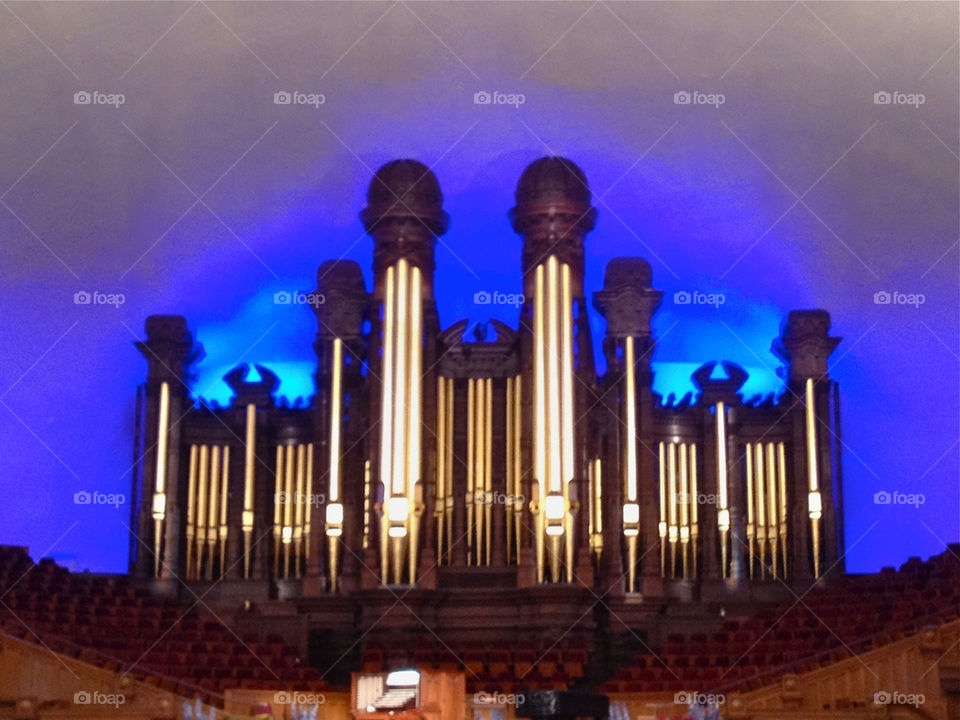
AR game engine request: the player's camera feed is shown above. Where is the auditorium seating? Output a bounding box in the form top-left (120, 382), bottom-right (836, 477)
top-left (602, 547), bottom-right (960, 695)
top-left (0, 546), bottom-right (327, 705)
top-left (3, 543), bottom-right (957, 709)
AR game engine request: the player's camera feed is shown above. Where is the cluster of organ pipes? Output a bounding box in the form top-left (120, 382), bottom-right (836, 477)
top-left (744, 442), bottom-right (789, 579)
top-left (533, 255), bottom-right (576, 584)
top-left (184, 443), bottom-right (231, 581)
top-left (273, 442), bottom-right (314, 580)
top-left (378, 259), bottom-right (424, 585)
top-left (657, 442), bottom-right (700, 580)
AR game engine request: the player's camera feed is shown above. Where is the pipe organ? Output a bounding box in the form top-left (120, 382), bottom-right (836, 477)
top-left (133, 158), bottom-right (844, 600)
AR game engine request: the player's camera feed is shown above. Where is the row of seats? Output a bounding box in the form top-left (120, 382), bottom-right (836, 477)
top-left (603, 547), bottom-right (960, 694)
top-left (0, 546), bottom-right (327, 703)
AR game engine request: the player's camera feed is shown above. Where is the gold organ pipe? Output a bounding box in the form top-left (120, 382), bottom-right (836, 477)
top-left (690, 444), bottom-right (698, 578)
top-left (804, 379), bottom-right (819, 493)
top-left (534, 264), bottom-right (545, 514)
top-left (392, 259), bottom-right (408, 499)
top-left (154, 382), bottom-right (170, 495)
top-left (546, 256), bottom-right (561, 495)
top-left (805, 378), bottom-right (821, 580)
top-left (379, 265), bottom-right (395, 539)
top-left (777, 442), bottom-right (788, 577)
top-left (715, 403), bottom-right (729, 579)
top-left (624, 337), bottom-right (638, 502)
top-left (295, 444), bottom-right (306, 577)
top-left (512, 375), bottom-right (522, 565)
top-left (594, 458), bottom-right (603, 535)
top-left (243, 404), bottom-right (255, 578)
top-left (305, 442), bottom-right (314, 560)
top-left (207, 445), bottom-right (220, 581)
top-left (273, 444), bottom-right (282, 576)
top-left (467, 378), bottom-right (475, 565)
top-left (363, 460), bottom-right (371, 551)
top-left (679, 443), bottom-right (690, 578)
top-left (667, 442), bottom-right (678, 577)
top-left (153, 382), bottom-right (170, 577)
top-left (746, 443), bottom-right (755, 579)
top-left (754, 442), bottom-right (766, 578)
top-left (283, 443), bottom-right (295, 578)
top-left (407, 265), bottom-right (422, 581)
top-left (658, 441), bottom-right (667, 578)
top-left (445, 378), bottom-right (454, 560)
top-left (765, 443), bottom-right (778, 578)
top-left (185, 444), bottom-right (198, 580)
top-left (196, 444), bottom-right (209, 577)
top-left (475, 377), bottom-right (484, 565)
top-left (485, 379), bottom-right (493, 567)
top-left (506, 376), bottom-right (514, 564)
top-left (437, 375), bottom-right (446, 563)
top-left (561, 262), bottom-right (574, 487)
top-left (329, 339), bottom-right (343, 503)
top-left (219, 445), bottom-right (229, 577)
